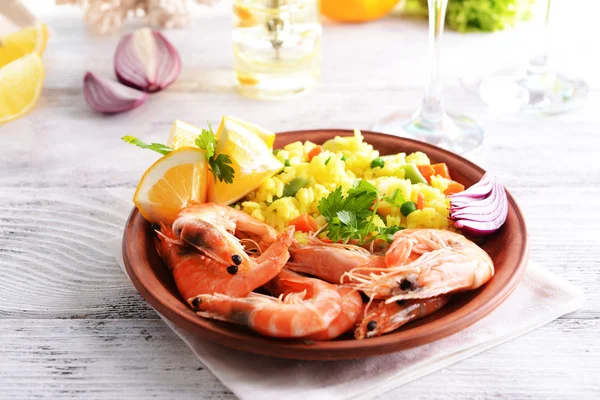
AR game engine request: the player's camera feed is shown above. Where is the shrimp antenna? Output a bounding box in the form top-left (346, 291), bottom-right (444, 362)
top-left (311, 224), bottom-right (327, 239)
top-left (155, 230), bottom-right (185, 246)
top-left (239, 238), bottom-right (263, 255)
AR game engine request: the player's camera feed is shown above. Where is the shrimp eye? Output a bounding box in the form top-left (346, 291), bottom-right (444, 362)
top-left (399, 279), bottom-right (414, 291)
top-left (366, 321), bottom-right (377, 331)
top-left (396, 299), bottom-right (407, 306)
top-left (191, 297), bottom-right (202, 308)
top-left (359, 291), bottom-right (370, 303)
top-left (150, 223), bottom-right (160, 232)
top-left (227, 265), bottom-right (239, 275)
top-left (231, 254), bottom-right (243, 265)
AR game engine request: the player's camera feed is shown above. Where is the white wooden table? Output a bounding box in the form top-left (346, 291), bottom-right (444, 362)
top-left (2, 1), bottom-right (599, 398)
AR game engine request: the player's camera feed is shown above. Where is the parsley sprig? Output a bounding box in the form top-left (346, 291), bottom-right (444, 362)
top-left (121, 121), bottom-right (235, 184)
top-left (317, 181), bottom-right (403, 245)
top-left (121, 136), bottom-right (172, 155)
top-left (195, 123), bottom-right (235, 184)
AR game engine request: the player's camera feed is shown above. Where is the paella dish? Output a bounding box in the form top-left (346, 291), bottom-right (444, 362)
top-left (123, 116), bottom-right (508, 340)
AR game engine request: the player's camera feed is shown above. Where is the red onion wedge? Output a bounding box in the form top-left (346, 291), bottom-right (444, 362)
top-left (84, 72), bottom-right (149, 114)
top-left (449, 173), bottom-right (508, 237)
top-left (114, 28), bottom-right (181, 93)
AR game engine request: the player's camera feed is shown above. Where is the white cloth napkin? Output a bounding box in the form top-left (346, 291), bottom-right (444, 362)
top-left (104, 190), bottom-right (583, 400)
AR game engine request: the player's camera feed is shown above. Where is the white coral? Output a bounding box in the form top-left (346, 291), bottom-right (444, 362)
top-left (56, 0), bottom-right (220, 34)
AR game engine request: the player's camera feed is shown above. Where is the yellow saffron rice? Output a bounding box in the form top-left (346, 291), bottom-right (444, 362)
top-left (238, 130), bottom-right (451, 233)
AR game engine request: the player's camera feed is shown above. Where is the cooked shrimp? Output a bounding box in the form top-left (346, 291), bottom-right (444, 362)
top-left (173, 203), bottom-right (279, 268)
top-left (190, 269), bottom-right (342, 338)
top-left (304, 287), bottom-right (363, 340)
top-left (344, 229), bottom-right (494, 302)
top-left (355, 296), bottom-right (451, 339)
top-left (155, 225), bottom-right (294, 300)
top-left (287, 237), bottom-right (385, 284)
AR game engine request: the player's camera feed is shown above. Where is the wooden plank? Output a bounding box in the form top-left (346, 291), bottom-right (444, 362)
top-left (0, 318), bottom-right (598, 399)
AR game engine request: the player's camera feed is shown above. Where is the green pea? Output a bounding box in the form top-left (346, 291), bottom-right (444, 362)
top-left (282, 177), bottom-right (310, 198)
top-left (370, 157), bottom-right (385, 169)
top-left (400, 201), bottom-right (417, 217)
top-left (284, 159), bottom-right (291, 167)
top-left (273, 149), bottom-right (281, 155)
top-left (341, 155), bottom-right (348, 162)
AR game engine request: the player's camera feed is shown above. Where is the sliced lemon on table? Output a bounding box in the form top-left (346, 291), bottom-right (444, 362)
top-left (166, 120), bottom-right (203, 149)
top-left (0, 23), bottom-right (49, 68)
top-left (133, 147), bottom-right (209, 224)
top-left (208, 117), bottom-right (283, 205)
top-left (0, 53), bottom-right (45, 125)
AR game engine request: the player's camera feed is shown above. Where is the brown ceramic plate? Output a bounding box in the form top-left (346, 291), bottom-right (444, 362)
top-left (123, 129), bottom-right (529, 360)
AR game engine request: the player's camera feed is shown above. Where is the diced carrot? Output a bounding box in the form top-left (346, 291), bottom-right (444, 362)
top-left (289, 213), bottom-right (318, 233)
top-left (432, 163), bottom-right (451, 180)
top-left (307, 146), bottom-right (323, 161)
top-left (417, 192), bottom-right (425, 210)
top-left (444, 181), bottom-right (465, 196)
top-left (417, 165), bottom-right (436, 183)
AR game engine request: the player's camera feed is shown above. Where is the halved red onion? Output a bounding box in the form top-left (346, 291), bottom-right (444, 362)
top-left (114, 28), bottom-right (181, 93)
top-left (449, 173), bottom-right (508, 237)
top-left (84, 72), bottom-right (149, 114)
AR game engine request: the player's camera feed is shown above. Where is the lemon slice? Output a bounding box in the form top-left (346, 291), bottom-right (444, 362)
top-left (0, 53), bottom-right (44, 125)
top-left (0, 23), bottom-right (48, 68)
top-left (208, 117), bottom-right (283, 205)
top-left (133, 147), bottom-right (209, 224)
top-left (166, 120), bottom-right (202, 150)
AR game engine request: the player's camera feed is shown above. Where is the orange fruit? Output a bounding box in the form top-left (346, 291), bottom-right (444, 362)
top-left (321, 0), bottom-right (401, 23)
top-left (133, 147), bottom-right (209, 224)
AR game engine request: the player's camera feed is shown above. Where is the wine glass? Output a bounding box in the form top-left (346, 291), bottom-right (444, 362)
top-left (373, 0), bottom-right (484, 156)
top-left (478, 0), bottom-right (589, 114)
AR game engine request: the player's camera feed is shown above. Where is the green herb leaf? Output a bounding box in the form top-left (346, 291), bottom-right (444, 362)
top-left (345, 180), bottom-right (379, 219)
top-left (318, 180), bottom-right (406, 245)
top-left (317, 186), bottom-right (345, 221)
top-left (377, 226), bottom-right (404, 243)
top-left (193, 121), bottom-right (236, 184)
top-left (336, 210), bottom-right (357, 228)
top-left (195, 122), bottom-right (217, 159)
top-left (209, 154), bottom-right (235, 184)
top-left (121, 136), bottom-right (172, 155)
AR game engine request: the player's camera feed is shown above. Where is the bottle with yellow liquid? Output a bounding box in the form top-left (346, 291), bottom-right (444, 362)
top-left (233, 0), bottom-right (321, 100)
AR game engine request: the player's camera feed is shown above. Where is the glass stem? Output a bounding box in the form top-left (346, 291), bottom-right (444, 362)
top-left (420, 0), bottom-right (448, 123)
top-left (527, 0), bottom-right (551, 74)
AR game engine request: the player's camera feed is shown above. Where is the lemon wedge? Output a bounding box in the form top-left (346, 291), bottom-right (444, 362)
top-left (166, 120), bottom-right (202, 150)
top-left (222, 116), bottom-right (275, 148)
top-left (166, 117), bottom-right (275, 150)
top-left (0, 23), bottom-right (48, 68)
top-left (208, 117), bottom-right (283, 205)
top-left (0, 53), bottom-right (44, 125)
top-left (133, 147), bottom-right (209, 224)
